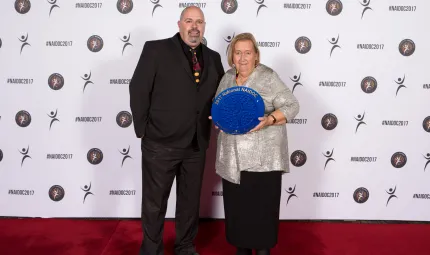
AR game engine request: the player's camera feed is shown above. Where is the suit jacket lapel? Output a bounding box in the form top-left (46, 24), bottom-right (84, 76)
top-left (199, 44), bottom-right (210, 86)
top-left (170, 35), bottom-right (194, 82)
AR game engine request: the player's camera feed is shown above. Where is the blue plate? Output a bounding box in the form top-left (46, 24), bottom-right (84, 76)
top-left (211, 87), bottom-right (265, 135)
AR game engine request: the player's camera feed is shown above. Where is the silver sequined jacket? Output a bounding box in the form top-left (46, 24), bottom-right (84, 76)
top-left (214, 64), bottom-right (300, 184)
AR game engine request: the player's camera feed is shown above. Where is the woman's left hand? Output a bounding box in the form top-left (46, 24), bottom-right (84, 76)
top-left (248, 116), bottom-right (272, 133)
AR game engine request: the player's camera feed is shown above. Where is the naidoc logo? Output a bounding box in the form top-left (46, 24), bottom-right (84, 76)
top-left (290, 73), bottom-right (302, 94)
top-left (179, 2), bottom-right (207, 8)
top-left (326, 0), bottom-right (342, 16)
top-left (391, 152), bottom-right (407, 168)
top-left (87, 148), bottom-right (103, 165)
top-left (328, 34), bottom-right (341, 57)
top-left (285, 185), bottom-right (298, 206)
top-left (257, 41), bottom-right (280, 48)
top-left (15, 0), bottom-right (31, 14)
top-left (19, 146), bottom-right (32, 167)
top-left (8, 189), bottom-right (34, 196)
top-left (295, 36), bottom-right (311, 54)
top-left (49, 185), bottom-right (65, 202)
top-left (255, 0), bottom-right (267, 17)
top-left (109, 189), bottom-right (136, 195)
top-left (150, 0), bottom-right (163, 17)
top-left (398, 39), bottom-right (415, 57)
top-left (47, 0), bottom-right (60, 17)
top-left (386, 186), bottom-right (397, 206)
top-left (354, 112), bottom-right (366, 133)
top-left (117, 0), bottom-right (133, 14)
top-left (224, 33), bottom-right (235, 55)
top-left (120, 33), bottom-right (133, 56)
top-left (47, 109), bottom-right (60, 130)
top-left (423, 153), bottom-right (430, 171)
top-left (221, 0), bottom-right (238, 14)
top-left (202, 37), bottom-right (207, 46)
top-left (284, 3), bottom-right (311, 10)
top-left (119, 146), bottom-right (132, 167)
top-left (353, 187), bottom-right (369, 204)
top-left (0, 149), bottom-right (3, 162)
top-left (116, 111), bottom-right (133, 128)
top-left (81, 71), bottom-right (94, 93)
top-left (48, 73), bottom-right (64, 90)
top-left (15, 110), bottom-right (31, 127)
top-left (87, 35), bottom-right (103, 53)
top-left (290, 150), bottom-right (307, 167)
top-left (81, 182), bottom-right (94, 204)
top-left (394, 74), bottom-right (406, 97)
top-left (359, 0), bottom-right (373, 19)
top-left (6, 77), bottom-right (33, 84)
top-left (382, 119), bottom-right (408, 127)
top-left (389, 5), bottom-right (417, 12)
top-left (75, 1), bottom-right (103, 8)
top-left (323, 149), bottom-right (335, 170)
top-left (313, 192), bottom-right (339, 198)
top-left (361, 76), bottom-right (377, 94)
top-left (321, 113), bottom-right (338, 130)
top-left (18, 34), bottom-right (31, 55)
top-left (423, 116), bottom-right (430, 133)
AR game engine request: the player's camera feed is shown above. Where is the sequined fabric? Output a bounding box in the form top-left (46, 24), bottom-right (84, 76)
top-left (214, 64), bottom-right (300, 184)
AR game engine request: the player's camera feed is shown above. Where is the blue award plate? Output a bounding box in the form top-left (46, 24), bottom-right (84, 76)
top-left (211, 87), bottom-right (265, 135)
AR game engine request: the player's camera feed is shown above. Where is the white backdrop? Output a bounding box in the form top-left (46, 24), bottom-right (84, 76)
top-left (1, 0), bottom-right (430, 221)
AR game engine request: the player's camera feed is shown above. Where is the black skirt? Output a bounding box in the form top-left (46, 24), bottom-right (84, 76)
top-left (222, 171), bottom-right (282, 249)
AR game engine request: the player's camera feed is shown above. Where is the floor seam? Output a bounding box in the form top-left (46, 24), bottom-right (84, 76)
top-left (99, 221), bottom-right (121, 255)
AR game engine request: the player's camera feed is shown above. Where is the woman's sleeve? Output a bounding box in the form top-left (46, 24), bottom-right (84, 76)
top-left (270, 71), bottom-right (300, 122)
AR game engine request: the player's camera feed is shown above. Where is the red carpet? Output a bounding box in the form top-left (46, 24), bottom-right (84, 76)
top-left (0, 219), bottom-right (429, 255)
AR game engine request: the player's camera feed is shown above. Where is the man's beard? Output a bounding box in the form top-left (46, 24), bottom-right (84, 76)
top-left (188, 29), bottom-right (200, 43)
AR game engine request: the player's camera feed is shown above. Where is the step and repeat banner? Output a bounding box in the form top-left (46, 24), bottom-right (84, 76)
top-left (0, 0), bottom-right (429, 221)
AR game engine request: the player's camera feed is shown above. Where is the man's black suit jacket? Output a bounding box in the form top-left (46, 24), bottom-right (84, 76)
top-left (129, 33), bottom-right (225, 150)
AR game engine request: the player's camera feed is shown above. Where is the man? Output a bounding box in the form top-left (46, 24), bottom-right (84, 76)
top-left (129, 6), bottom-right (224, 255)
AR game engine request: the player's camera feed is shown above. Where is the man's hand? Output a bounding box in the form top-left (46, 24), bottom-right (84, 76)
top-left (208, 116), bottom-right (223, 132)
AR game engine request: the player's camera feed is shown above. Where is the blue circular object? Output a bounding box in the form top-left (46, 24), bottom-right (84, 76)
top-left (211, 86), bottom-right (265, 135)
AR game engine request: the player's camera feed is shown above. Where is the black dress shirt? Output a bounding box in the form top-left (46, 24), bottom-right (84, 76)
top-left (177, 33), bottom-right (204, 74)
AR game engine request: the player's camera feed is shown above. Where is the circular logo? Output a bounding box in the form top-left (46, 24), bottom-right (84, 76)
top-left (0, 149), bottom-right (3, 162)
top-left (87, 148), bottom-right (103, 165)
top-left (15, 110), bottom-right (31, 127)
top-left (49, 185), bottom-right (65, 202)
top-left (116, 111), bottom-right (133, 128)
top-left (326, 0), bottom-right (342, 16)
top-left (353, 187), bottom-right (369, 204)
top-left (290, 150), bottom-right (307, 167)
top-left (423, 116), bottom-right (430, 133)
top-left (202, 37), bottom-right (207, 46)
top-left (361, 76), bottom-right (377, 94)
top-left (117, 0), bottom-right (133, 14)
top-left (221, 0), bottom-right (238, 14)
top-left (48, 73), bottom-right (64, 90)
top-left (399, 39), bottom-right (415, 57)
top-left (295, 36), bottom-right (311, 54)
top-left (87, 35), bottom-right (104, 53)
top-left (391, 152), bottom-right (407, 168)
top-left (321, 113), bottom-right (338, 130)
top-left (15, 0), bottom-right (31, 14)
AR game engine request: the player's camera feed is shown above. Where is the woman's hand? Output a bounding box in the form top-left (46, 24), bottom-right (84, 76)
top-left (248, 116), bottom-right (272, 133)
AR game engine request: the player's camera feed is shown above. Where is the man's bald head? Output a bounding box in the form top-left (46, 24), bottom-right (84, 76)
top-left (178, 6), bottom-right (206, 48)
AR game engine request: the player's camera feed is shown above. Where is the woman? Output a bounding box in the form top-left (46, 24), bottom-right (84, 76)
top-left (212, 33), bottom-right (300, 255)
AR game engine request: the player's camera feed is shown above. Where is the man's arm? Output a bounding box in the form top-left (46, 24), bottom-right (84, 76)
top-left (214, 52), bottom-right (225, 85)
top-left (129, 41), bottom-right (157, 138)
